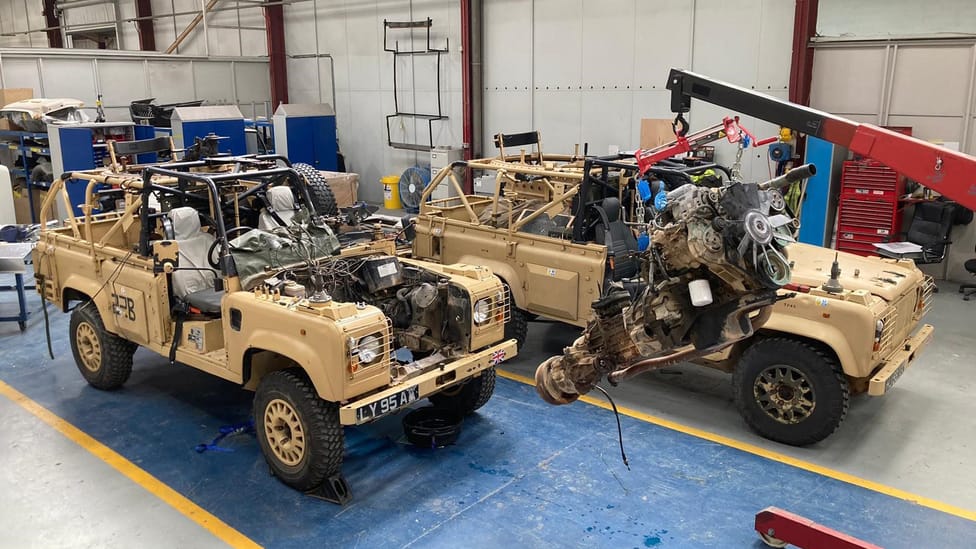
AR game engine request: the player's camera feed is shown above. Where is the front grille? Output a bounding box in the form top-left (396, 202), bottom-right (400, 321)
top-left (879, 303), bottom-right (898, 353)
top-left (880, 291), bottom-right (917, 356)
top-left (475, 287), bottom-right (510, 327)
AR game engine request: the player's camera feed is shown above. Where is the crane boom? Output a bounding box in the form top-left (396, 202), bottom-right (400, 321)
top-left (665, 68), bottom-right (976, 211)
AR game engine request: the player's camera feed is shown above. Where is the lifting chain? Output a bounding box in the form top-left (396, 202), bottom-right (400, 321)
top-left (635, 194), bottom-right (646, 223)
top-left (731, 142), bottom-right (745, 182)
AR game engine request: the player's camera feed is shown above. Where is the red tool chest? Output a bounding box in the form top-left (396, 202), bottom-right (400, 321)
top-left (835, 160), bottom-right (905, 256)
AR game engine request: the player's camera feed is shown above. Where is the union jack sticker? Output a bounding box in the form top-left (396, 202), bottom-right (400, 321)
top-left (489, 349), bottom-right (507, 366)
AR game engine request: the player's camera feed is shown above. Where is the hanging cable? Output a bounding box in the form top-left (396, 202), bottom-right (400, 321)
top-left (593, 385), bottom-right (630, 470)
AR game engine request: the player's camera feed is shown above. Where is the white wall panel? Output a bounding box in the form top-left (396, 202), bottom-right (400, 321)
top-left (819, 0), bottom-right (976, 38)
top-left (580, 91), bottom-right (633, 154)
top-left (40, 58), bottom-right (98, 104)
top-left (0, 58), bottom-right (43, 93)
top-left (889, 46), bottom-right (972, 117)
top-left (533, 0), bottom-right (582, 90)
top-left (532, 90), bottom-right (582, 152)
top-left (482, 0), bottom-right (532, 89)
top-left (810, 47), bottom-right (886, 117)
top-left (234, 61), bottom-right (270, 104)
top-left (580, 0), bottom-right (634, 90)
top-left (191, 60), bottom-right (235, 104)
top-left (632, 0), bottom-right (692, 90)
top-left (147, 60), bottom-right (195, 103)
top-left (692, 0), bottom-right (762, 85)
top-left (482, 89), bottom-right (532, 151)
top-left (97, 59), bottom-right (151, 105)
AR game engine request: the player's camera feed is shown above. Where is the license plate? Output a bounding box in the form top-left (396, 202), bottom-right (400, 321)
top-left (356, 385), bottom-right (419, 422)
top-left (885, 360), bottom-right (907, 393)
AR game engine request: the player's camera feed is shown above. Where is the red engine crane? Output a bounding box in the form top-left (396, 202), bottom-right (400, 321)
top-left (654, 68), bottom-right (976, 212)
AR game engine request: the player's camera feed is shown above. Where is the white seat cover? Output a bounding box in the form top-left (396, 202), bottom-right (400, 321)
top-left (168, 207), bottom-right (217, 298)
top-left (258, 186), bottom-right (298, 230)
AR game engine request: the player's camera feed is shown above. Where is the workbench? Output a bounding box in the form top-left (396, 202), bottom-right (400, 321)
top-left (0, 242), bottom-right (35, 331)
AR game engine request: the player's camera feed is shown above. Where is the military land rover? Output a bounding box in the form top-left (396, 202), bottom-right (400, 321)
top-left (33, 155), bottom-right (515, 501)
top-left (411, 144), bottom-right (933, 446)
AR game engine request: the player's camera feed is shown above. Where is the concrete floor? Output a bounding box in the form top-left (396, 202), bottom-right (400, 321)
top-left (1, 272), bottom-right (975, 547)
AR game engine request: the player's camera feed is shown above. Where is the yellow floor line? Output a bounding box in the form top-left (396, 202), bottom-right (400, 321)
top-left (497, 369), bottom-right (976, 523)
top-left (0, 380), bottom-right (262, 549)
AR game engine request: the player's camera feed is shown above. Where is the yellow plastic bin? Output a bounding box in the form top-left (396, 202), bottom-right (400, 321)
top-left (381, 175), bottom-right (402, 209)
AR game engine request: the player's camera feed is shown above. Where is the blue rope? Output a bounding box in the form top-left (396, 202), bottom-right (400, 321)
top-left (194, 419), bottom-right (255, 453)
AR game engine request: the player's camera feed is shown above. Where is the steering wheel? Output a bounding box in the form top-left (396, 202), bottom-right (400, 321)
top-left (208, 226), bottom-right (253, 269)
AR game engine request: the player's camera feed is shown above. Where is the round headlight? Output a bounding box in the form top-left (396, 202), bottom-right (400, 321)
top-left (357, 334), bottom-right (383, 364)
top-left (473, 298), bottom-right (492, 325)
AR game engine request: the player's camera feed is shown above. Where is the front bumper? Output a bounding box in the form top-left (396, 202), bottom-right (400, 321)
top-left (868, 323), bottom-right (934, 396)
top-left (338, 338), bottom-right (518, 425)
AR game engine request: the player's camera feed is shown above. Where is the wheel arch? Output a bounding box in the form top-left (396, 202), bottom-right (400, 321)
top-left (454, 255), bottom-right (523, 309)
top-left (753, 322), bottom-right (854, 376)
top-left (239, 337), bottom-right (339, 401)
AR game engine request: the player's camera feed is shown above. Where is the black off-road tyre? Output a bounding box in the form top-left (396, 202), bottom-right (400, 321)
top-left (69, 302), bottom-right (137, 390)
top-left (503, 284), bottom-right (529, 350)
top-left (428, 367), bottom-right (496, 415)
top-left (293, 162), bottom-right (338, 216)
top-left (254, 369), bottom-right (343, 492)
top-left (733, 337), bottom-right (850, 446)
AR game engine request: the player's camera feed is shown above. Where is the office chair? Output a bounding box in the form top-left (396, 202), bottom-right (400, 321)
top-left (960, 252), bottom-right (976, 300)
top-left (876, 201), bottom-right (955, 264)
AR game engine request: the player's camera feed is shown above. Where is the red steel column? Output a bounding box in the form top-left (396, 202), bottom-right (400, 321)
top-left (265, 4), bottom-right (289, 109)
top-left (135, 0), bottom-right (156, 51)
top-left (460, 0), bottom-right (474, 193)
top-left (41, 0), bottom-right (63, 48)
top-left (788, 0), bottom-right (818, 106)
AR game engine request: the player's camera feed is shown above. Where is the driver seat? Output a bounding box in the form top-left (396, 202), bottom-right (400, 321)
top-left (593, 197), bottom-right (639, 281)
top-left (169, 207), bottom-right (223, 314)
top-left (258, 186), bottom-right (299, 229)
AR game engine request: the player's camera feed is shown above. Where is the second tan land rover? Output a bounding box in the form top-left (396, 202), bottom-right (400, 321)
top-left (411, 146), bottom-right (933, 446)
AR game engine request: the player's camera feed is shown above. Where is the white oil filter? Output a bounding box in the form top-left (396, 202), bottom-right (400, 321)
top-left (689, 279), bottom-right (713, 307)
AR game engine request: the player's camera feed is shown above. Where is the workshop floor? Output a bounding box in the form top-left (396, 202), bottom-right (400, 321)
top-left (1, 272), bottom-right (975, 548)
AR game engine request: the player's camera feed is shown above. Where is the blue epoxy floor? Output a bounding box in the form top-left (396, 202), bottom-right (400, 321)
top-left (2, 280), bottom-right (976, 548)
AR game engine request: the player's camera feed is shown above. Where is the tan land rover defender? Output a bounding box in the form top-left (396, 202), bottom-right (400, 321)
top-left (411, 145), bottom-right (932, 446)
top-left (33, 155), bottom-right (515, 501)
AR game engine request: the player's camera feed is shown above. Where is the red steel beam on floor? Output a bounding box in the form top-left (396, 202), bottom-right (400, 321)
top-left (135, 0), bottom-right (156, 51)
top-left (41, 0), bottom-right (63, 48)
top-left (788, 0), bottom-right (818, 106)
top-left (264, 4), bottom-right (288, 109)
top-left (755, 507), bottom-right (883, 549)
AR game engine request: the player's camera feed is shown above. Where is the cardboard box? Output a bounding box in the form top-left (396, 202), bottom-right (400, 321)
top-left (0, 88), bottom-right (34, 130)
top-left (639, 118), bottom-right (675, 150)
top-left (319, 171), bottom-right (359, 208)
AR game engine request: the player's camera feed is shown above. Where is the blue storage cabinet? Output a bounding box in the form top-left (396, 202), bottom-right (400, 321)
top-left (798, 136), bottom-right (847, 247)
top-left (171, 106), bottom-right (246, 156)
top-left (273, 104), bottom-right (337, 170)
top-left (49, 122), bottom-right (155, 217)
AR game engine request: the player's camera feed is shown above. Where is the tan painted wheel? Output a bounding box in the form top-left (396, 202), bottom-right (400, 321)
top-left (754, 365), bottom-right (816, 425)
top-left (75, 321), bottom-right (102, 373)
top-left (264, 398), bottom-right (307, 467)
top-left (253, 370), bottom-right (343, 491)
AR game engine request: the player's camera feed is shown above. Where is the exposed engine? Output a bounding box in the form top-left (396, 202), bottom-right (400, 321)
top-left (261, 254), bottom-right (470, 358)
top-left (535, 164), bottom-right (815, 405)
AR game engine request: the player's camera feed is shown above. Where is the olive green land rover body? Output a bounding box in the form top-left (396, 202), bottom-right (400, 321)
top-left (412, 153), bottom-right (933, 446)
top-left (33, 159), bottom-right (515, 498)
